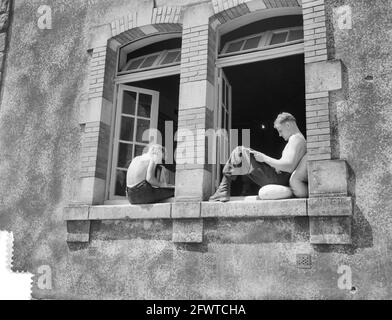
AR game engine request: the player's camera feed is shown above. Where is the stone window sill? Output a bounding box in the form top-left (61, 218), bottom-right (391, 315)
top-left (64, 196), bottom-right (352, 245)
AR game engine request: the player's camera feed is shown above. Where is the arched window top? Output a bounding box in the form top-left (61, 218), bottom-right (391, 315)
top-left (220, 26), bottom-right (303, 57)
top-left (120, 49), bottom-right (181, 73)
top-left (118, 36), bottom-right (181, 75)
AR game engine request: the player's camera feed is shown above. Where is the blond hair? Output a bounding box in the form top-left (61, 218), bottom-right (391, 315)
top-left (274, 112), bottom-right (296, 127)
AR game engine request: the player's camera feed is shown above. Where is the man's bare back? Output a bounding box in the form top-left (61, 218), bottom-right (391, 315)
top-left (126, 155), bottom-right (150, 188)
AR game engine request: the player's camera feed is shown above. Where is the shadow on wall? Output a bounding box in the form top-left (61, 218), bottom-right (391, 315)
top-left (313, 162), bottom-right (373, 254)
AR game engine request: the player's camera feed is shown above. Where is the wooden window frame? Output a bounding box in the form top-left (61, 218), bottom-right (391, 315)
top-left (117, 49), bottom-right (181, 76)
top-left (109, 84), bottom-right (160, 201)
top-left (220, 26), bottom-right (304, 58)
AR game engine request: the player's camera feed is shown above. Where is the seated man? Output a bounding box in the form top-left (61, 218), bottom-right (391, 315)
top-left (126, 144), bottom-right (175, 205)
top-left (209, 112), bottom-right (308, 202)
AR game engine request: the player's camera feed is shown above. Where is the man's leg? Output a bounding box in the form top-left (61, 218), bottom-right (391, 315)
top-left (209, 147), bottom-right (251, 202)
top-left (151, 187), bottom-right (175, 203)
top-left (289, 169), bottom-right (308, 198)
top-left (127, 181), bottom-right (174, 204)
top-left (127, 181), bottom-right (153, 204)
top-left (209, 147), bottom-right (291, 202)
top-left (247, 155), bottom-right (291, 188)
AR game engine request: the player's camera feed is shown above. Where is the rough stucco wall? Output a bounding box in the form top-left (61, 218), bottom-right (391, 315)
top-left (0, 0), bottom-right (88, 273)
top-left (0, 0), bottom-right (391, 300)
top-left (326, 0), bottom-right (392, 282)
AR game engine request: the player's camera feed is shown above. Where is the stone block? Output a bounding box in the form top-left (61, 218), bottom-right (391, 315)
top-left (139, 25), bottom-right (158, 35)
top-left (67, 233), bottom-right (90, 243)
top-left (66, 221), bottom-right (91, 243)
top-left (310, 216), bottom-right (351, 244)
top-left (63, 205), bottom-right (90, 221)
top-left (201, 199), bottom-right (308, 218)
top-left (182, 2), bottom-right (214, 29)
top-left (308, 159), bottom-right (348, 197)
top-left (175, 169), bottom-right (211, 201)
top-left (179, 80), bottom-right (208, 110)
top-left (89, 203), bottom-right (172, 220)
top-left (88, 24), bottom-right (111, 50)
top-left (80, 97), bottom-right (113, 126)
top-left (308, 197), bottom-right (352, 216)
top-left (246, 0), bottom-right (267, 12)
top-left (172, 202), bottom-right (201, 219)
top-left (78, 177), bottom-right (106, 205)
top-left (136, 0), bottom-right (154, 27)
top-left (305, 60), bottom-right (343, 93)
top-left (172, 219), bottom-right (203, 243)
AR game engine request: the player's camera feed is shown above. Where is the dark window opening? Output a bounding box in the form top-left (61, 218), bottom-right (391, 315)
top-left (222, 54), bottom-right (306, 196)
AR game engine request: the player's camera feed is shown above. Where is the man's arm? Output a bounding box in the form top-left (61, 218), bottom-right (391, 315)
top-left (251, 135), bottom-right (305, 173)
top-left (146, 159), bottom-right (162, 187)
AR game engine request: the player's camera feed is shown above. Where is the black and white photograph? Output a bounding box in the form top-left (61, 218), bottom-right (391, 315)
top-left (0, 0), bottom-right (391, 305)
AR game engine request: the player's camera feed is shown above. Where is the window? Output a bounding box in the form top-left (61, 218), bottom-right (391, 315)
top-left (120, 49), bottom-right (181, 74)
top-left (117, 37), bottom-right (182, 75)
top-left (109, 36), bottom-right (182, 202)
top-left (111, 85), bottom-right (159, 198)
top-left (220, 27), bottom-right (304, 57)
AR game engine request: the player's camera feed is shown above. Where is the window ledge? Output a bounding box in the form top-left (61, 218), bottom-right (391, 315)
top-left (64, 198), bottom-right (308, 221)
top-left (64, 196), bottom-right (353, 245)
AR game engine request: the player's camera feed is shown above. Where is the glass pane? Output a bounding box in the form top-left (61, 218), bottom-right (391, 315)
top-left (120, 117), bottom-right (135, 142)
top-left (115, 170), bottom-right (127, 196)
top-left (126, 58), bottom-right (144, 71)
top-left (122, 91), bottom-right (136, 115)
top-left (118, 143), bottom-right (133, 168)
top-left (174, 53), bottom-right (181, 62)
top-left (135, 145), bottom-right (147, 157)
top-left (161, 51), bottom-right (180, 65)
top-left (243, 36), bottom-right (261, 50)
top-left (226, 40), bottom-right (244, 53)
top-left (288, 29), bottom-right (304, 41)
top-left (140, 55), bottom-right (160, 68)
top-left (136, 118), bottom-right (150, 143)
top-left (138, 94), bottom-right (152, 118)
top-left (270, 32), bottom-right (288, 45)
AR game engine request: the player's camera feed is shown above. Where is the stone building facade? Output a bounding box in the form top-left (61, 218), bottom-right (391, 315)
top-left (0, 0), bottom-right (391, 299)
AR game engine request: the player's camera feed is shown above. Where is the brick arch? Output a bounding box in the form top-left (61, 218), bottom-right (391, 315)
top-left (210, 0), bottom-right (301, 26)
top-left (110, 6), bottom-right (183, 38)
top-left (109, 23), bottom-right (183, 48)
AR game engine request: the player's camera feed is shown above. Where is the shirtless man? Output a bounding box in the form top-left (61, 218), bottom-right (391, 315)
top-left (126, 144), bottom-right (174, 204)
top-left (209, 112), bottom-right (308, 202)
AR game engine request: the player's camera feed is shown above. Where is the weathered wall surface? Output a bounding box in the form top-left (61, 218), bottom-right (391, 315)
top-left (0, 0), bottom-right (391, 299)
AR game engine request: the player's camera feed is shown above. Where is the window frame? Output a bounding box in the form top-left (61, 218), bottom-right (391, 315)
top-left (219, 26), bottom-right (304, 58)
top-left (118, 49), bottom-right (181, 76)
top-left (109, 84), bottom-right (160, 200)
top-left (106, 35), bottom-right (183, 203)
